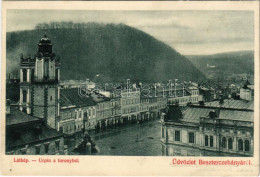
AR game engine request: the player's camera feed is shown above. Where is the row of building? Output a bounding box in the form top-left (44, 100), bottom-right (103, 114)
top-left (6, 34), bottom-right (204, 155)
top-left (161, 86), bottom-right (254, 157)
top-left (6, 34), bottom-right (254, 157)
top-left (58, 83), bottom-right (204, 136)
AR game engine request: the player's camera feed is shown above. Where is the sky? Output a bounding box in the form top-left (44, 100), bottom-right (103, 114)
top-left (7, 10), bottom-right (254, 55)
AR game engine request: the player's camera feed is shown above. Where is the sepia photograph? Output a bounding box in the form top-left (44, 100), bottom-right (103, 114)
top-left (1, 1), bottom-right (259, 176)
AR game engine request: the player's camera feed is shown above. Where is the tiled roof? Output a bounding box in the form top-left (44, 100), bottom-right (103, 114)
top-left (6, 107), bottom-right (63, 149)
top-left (7, 124), bottom-right (63, 149)
top-left (60, 88), bottom-right (97, 108)
top-left (6, 107), bottom-right (41, 126)
top-left (182, 107), bottom-right (211, 123)
top-left (204, 99), bottom-right (254, 110)
top-left (181, 106), bottom-right (254, 124)
top-left (219, 109), bottom-right (253, 122)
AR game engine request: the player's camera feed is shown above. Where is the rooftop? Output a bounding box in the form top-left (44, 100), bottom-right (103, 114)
top-left (6, 107), bottom-right (41, 126)
top-left (203, 99), bottom-right (254, 110)
top-left (60, 88), bottom-right (97, 108)
top-left (7, 124), bottom-right (63, 149)
top-left (180, 106), bottom-right (253, 124)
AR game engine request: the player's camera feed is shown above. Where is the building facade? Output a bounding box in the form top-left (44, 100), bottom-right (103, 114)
top-left (19, 34), bottom-right (60, 129)
top-left (59, 88), bottom-right (97, 135)
top-left (161, 100), bottom-right (254, 157)
top-left (121, 89), bottom-right (141, 124)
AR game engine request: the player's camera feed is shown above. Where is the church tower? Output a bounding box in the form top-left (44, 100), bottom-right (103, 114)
top-left (19, 34), bottom-right (60, 129)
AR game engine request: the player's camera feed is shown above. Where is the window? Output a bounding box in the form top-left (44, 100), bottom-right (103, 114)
top-left (188, 132), bottom-right (195, 144)
top-left (238, 139), bottom-right (243, 151)
top-left (55, 141), bottom-right (60, 151)
top-left (79, 112), bottom-right (82, 118)
top-left (162, 128), bottom-right (164, 138)
top-left (205, 135), bottom-right (208, 146)
top-left (228, 138), bottom-right (233, 149)
top-left (210, 136), bottom-right (214, 147)
top-left (55, 69), bottom-right (58, 81)
top-left (23, 90), bottom-right (27, 102)
top-left (31, 69), bottom-right (34, 82)
top-left (222, 137), bottom-right (227, 148)
top-left (23, 69), bottom-right (27, 82)
top-left (50, 96), bottom-right (52, 101)
top-left (35, 146), bottom-right (40, 155)
top-left (245, 140), bottom-right (250, 152)
top-left (175, 130), bottom-right (180, 141)
top-left (44, 144), bottom-right (49, 154)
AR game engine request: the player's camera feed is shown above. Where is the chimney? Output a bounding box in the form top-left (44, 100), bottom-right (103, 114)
top-left (199, 101), bottom-right (204, 106)
top-left (6, 99), bottom-right (10, 114)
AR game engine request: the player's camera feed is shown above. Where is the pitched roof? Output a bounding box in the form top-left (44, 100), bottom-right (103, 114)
top-left (6, 107), bottom-right (64, 149)
top-left (203, 99), bottom-right (254, 110)
top-left (219, 109), bottom-right (253, 122)
top-left (181, 106), bottom-right (253, 124)
top-left (182, 107), bottom-right (211, 123)
top-left (60, 88), bottom-right (97, 108)
top-left (7, 125), bottom-right (63, 149)
top-left (6, 107), bottom-right (41, 126)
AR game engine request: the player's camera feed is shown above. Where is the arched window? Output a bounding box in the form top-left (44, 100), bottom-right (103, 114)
top-left (84, 112), bottom-right (88, 119)
top-left (210, 136), bottom-right (214, 147)
top-left (205, 135), bottom-right (208, 146)
top-left (238, 139), bottom-right (243, 151)
top-left (245, 140), bottom-right (250, 152)
top-left (228, 138), bottom-right (233, 149)
top-left (222, 137), bottom-right (227, 148)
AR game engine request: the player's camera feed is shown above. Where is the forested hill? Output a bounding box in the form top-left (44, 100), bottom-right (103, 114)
top-left (7, 22), bottom-right (206, 83)
top-left (186, 51), bottom-right (254, 78)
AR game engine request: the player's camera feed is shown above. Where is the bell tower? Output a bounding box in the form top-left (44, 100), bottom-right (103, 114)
top-left (19, 34), bottom-right (60, 129)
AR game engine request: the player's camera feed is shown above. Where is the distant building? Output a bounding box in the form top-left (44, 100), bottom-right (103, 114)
top-left (163, 84), bottom-right (203, 105)
top-left (121, 88), bottom-right (141, 124)
top-left (140, 96), bottom-right (167, 121)
top-left (207, 64), bottom-right (216, 68)
top-left (161, 99), bottom-right (254, 157)
top-left (60, 79), bottom-right (95, 89)
top-left (240, 80), bottom-right (254, 101)
top-left (199, 86), bottom-right (215, 102)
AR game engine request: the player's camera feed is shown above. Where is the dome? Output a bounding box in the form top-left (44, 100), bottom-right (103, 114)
top-left (37, 34), bottom-right (53, 55)
top-left (39, 34), bottom-right (52, 45)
